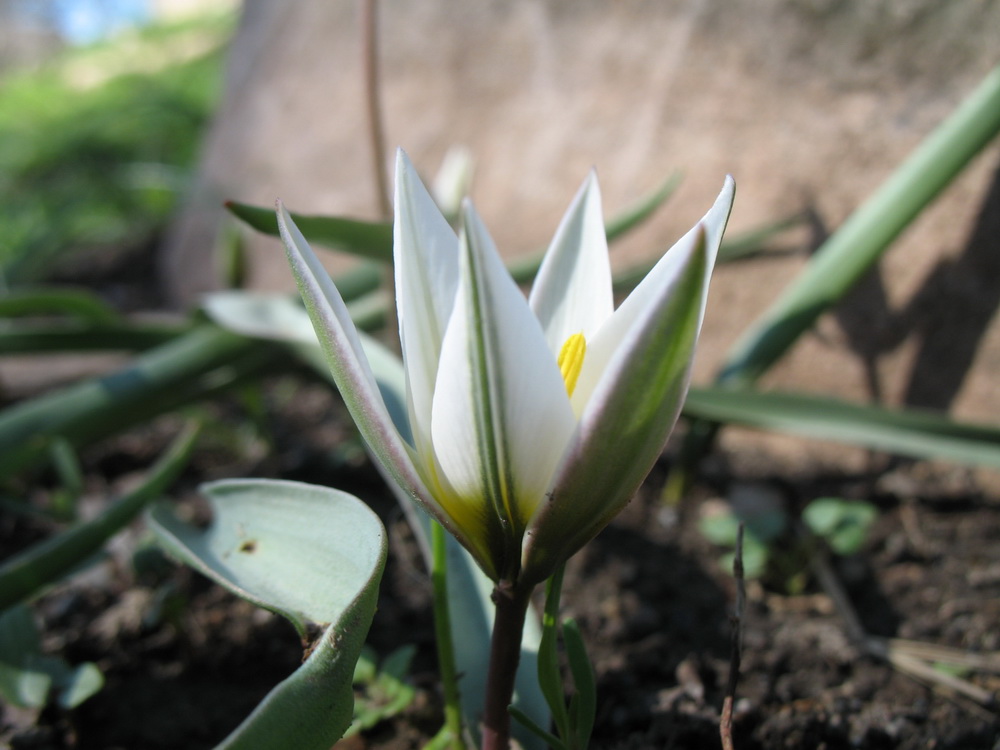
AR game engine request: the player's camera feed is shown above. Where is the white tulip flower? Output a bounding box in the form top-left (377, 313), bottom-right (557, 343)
top-left (277, 149), bottom-right (734, 587)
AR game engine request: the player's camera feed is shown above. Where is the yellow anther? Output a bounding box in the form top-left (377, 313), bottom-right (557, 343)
top-left (557, 332), bottom-right (587, 397)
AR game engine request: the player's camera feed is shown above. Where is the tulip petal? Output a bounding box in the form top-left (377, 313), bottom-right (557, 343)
top-left (432, 201), bottom-right (576, 580)
top-left (529, 170), bottom-right (614, 354)
top-left (276, 204), bottom-right (456, 539)
top-left (521, 177), bottom-right (735, 583)
top-left (571, 176), bottom-right (735, 412)
top-left (393, 150), bottom-right (460, 466)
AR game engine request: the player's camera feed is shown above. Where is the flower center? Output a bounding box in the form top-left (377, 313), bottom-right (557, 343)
top-left (557, 332), bottom-right (586, 397)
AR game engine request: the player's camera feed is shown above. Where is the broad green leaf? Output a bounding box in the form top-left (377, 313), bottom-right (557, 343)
top-left (148, 478), bottom-right (386, 749)
top-left (684, 386), bottom-right (1000, 470)
top-left (0, 423), bottom-right (200, 611)
top-left (225, 201), bottom-right (393, 262)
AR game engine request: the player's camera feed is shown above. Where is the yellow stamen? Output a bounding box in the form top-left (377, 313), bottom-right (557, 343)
top-left (557, 332), bottom-right (587, 397)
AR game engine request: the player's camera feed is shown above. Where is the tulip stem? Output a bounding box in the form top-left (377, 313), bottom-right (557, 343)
top-left (482, 580), bottom-right (533, 750)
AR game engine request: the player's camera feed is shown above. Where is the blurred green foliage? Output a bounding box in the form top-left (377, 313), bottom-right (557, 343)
top-left (0, 14), bottom-right (232, 284)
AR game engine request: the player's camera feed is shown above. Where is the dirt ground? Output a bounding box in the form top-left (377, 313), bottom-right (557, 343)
top-left (2, 369), bottom-right (998, 750)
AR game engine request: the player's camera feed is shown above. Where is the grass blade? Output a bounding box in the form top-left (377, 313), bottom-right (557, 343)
top-left (0, 422), bottom-right (200, 611)
top-left (0, 326), bottom-right (268, 482)
top-left (719, 64), bottom-right (1000, 386)
top-left (683, 386), bottom-right (1000, 469)
top-left (225, 201), bottom-right (392, 262)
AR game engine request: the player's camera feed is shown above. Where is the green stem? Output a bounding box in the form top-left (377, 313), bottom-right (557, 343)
top-left (482, 581), bottom-right (533, 750)
top-left (431, 521), bottom-right (467, 749)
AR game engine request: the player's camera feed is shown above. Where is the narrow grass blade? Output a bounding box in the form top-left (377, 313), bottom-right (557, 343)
top-left (0, 320), bottom-right (192, 354)
top-left (0, 325), bottom-right (271, 482)
top-left (230, 170), bottom-right (681, 283)
top-left (719, 64), bottom-right (1000, 386)
top-left (683, 386), bottom-right (1000, 469)
top-left (509, 705), bottom-right (566, 750)
top-left (563, 618), bottom-right (596, 750)
top-left (0, 288), bottom-right (120, 324)
top-left (537, 566), bottom-right (571, 743)
top-left (0, 422), bottom-right (200, 611)
top-left (226, 201), bottom-right (392, 262)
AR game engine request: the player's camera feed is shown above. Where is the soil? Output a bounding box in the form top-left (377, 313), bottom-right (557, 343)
top-left (1, 256), bottom-right (999, 749)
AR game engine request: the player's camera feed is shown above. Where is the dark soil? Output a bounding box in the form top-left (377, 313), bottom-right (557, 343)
top-left (1, 254), bottom-right (998, 749)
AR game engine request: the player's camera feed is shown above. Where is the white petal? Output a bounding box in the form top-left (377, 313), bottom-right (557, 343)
top-left (521, 176), bottom-right (735, 583)
top-left (431, 201), bottom-right (576, 575)
top-left (528, 170), bottom-right (614, 353)
top-left (521, 230), bottom-right (710, 584)
top-left (393, 150), bottom-right (460, 464)
top-left (277, 203), bottom-right (432, 516)
top-left (571, 176), bottom-right (735, 412)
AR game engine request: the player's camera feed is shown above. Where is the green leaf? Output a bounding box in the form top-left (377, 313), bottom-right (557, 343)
top-left (231, 169), bottom-right (681, 283)
top-left (718, 542), bottom-right (770, 581)
top-left (612, 212), bottom-right (804, 294)
top-left (715, 212), bottom-right (805, 263)
top-left (719, 64), bottom-right (1000, 386)
top-left (0, 287), bottom-right (120, 324)
top-left (698, 513), bottom-right (773, 579)
top-left (0, 325), bottom-right (267, 483)
top-left (0, 423), bottom-right (200, 611)
top-left (0, 604), bottom-right (104, 710)
top-left (0, 319), bottom-right (193, 355)
top-left (226, 201), bottom-right (392, 262)
top-left (563, 618), bottom-right (596, 750)
top-left (347, 645), bottom-right (417, 736)
top-left (803, 498), bottom-right (878, 555)
top-left (148, 478), bottom-right (386, 749)
top-left (0, 605), bottom-right (47, 707)
top-left (684, 387), bottom-right (1000, 470)
top-left (538, 567), bottom-right (571, 743)
top-left (509, 705), bottom-right (566, 750)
